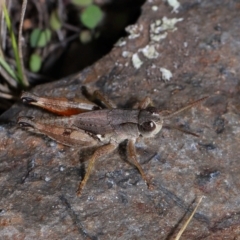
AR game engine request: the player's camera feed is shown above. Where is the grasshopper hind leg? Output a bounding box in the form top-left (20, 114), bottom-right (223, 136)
top-left (93, 90), bottom-right (116, 109)
top-left (21, 92), bottom-right (98, 116)
top-left (81, 86), bottom-right (116, 109)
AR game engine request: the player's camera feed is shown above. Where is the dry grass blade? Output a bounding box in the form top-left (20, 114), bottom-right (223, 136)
top-left (175, 196), bottom-right (204, 240)
top-left (18, 0), bottom-right (29, 87)
top-left (0, 92), bottom-right (16, 100)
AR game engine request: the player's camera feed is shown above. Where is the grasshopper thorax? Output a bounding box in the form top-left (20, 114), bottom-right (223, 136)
top-left (138, 107), bottom-right (163, 138)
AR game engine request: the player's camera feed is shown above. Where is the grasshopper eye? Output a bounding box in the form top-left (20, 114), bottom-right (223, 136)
top-left (139, 121), bottom-right (156, 132)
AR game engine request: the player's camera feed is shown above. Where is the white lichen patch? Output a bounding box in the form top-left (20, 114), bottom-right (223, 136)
top-left (130, 45), bottom-right (160, 69)
top-left (141, 45), bottom-right (159, 59)
top-left (167, 0), bottom-right (181, 13)
top-left (152, 5), bottom-right (158, 11)
top-left (159, 17), bottom-right (183, 32)
top-left (152, 32), bottom-right (168, 42)
top-left (45, 176), bottom-right (51, 182)
top-left (160, 67), bottom-right (173, 81)
top-left (132, 53), bottom-right (143, 69)
top-left (150, 17), bottom-right (183, 42)
top-left (124, 13), bottom-right (183, 70)
top-left (122, 51), bottom-right (132, 58)
top-left (125, 24), bottom-right (143, 39)
top-left (115, 38), bottom-right (126, 47)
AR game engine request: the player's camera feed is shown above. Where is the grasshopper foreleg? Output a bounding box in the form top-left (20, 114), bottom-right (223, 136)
top-left (127, 139), bottom-right (153, 190)
top-left (77, 143), bottom-right (117, 196)
top-left (137, 96), bottom-right (154, 109)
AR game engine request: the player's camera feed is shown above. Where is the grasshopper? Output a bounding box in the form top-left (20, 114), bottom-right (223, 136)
top-left (18, 88), bottom-right (207, 196)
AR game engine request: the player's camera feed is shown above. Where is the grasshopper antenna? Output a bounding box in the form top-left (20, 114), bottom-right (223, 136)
top-left (162, 96), bottom-right (208, 119)
top-left (162, 96), bottom-right (208, 137)
top-left (164, 125), bottom-right (200, 137)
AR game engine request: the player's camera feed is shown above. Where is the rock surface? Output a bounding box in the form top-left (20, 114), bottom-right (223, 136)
top-left (1, 0), bottom-right (240, 239)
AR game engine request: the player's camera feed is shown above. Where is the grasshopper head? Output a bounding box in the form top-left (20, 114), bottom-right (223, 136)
top-left (138, 107), bottom-right (163, 138)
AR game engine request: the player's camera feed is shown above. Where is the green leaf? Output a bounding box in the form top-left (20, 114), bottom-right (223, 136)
top-left (38, 29), bottom-right (51, 47)
top-left (30, 28), bottom-right (41, 47)
top-left (30, 28), bottom-right (52, 48)
top-left (80, 5), bottom-right (104, 29)
top-left (72, 0), bottom-right (92, 7)
top-left (0, 56), bottom-right (18, 79)
top-left (29, 53), bottom-right (42, 72)
top-left (50, 10), bottom-right (62, 31)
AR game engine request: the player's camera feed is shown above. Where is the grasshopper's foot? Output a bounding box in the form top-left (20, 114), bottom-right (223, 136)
top-left (76, 185), bottom-right (83, 196)
top-left (146, 178), bottom-right (154, 191)
top-left (147, 183), bottom-right (154, 191)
